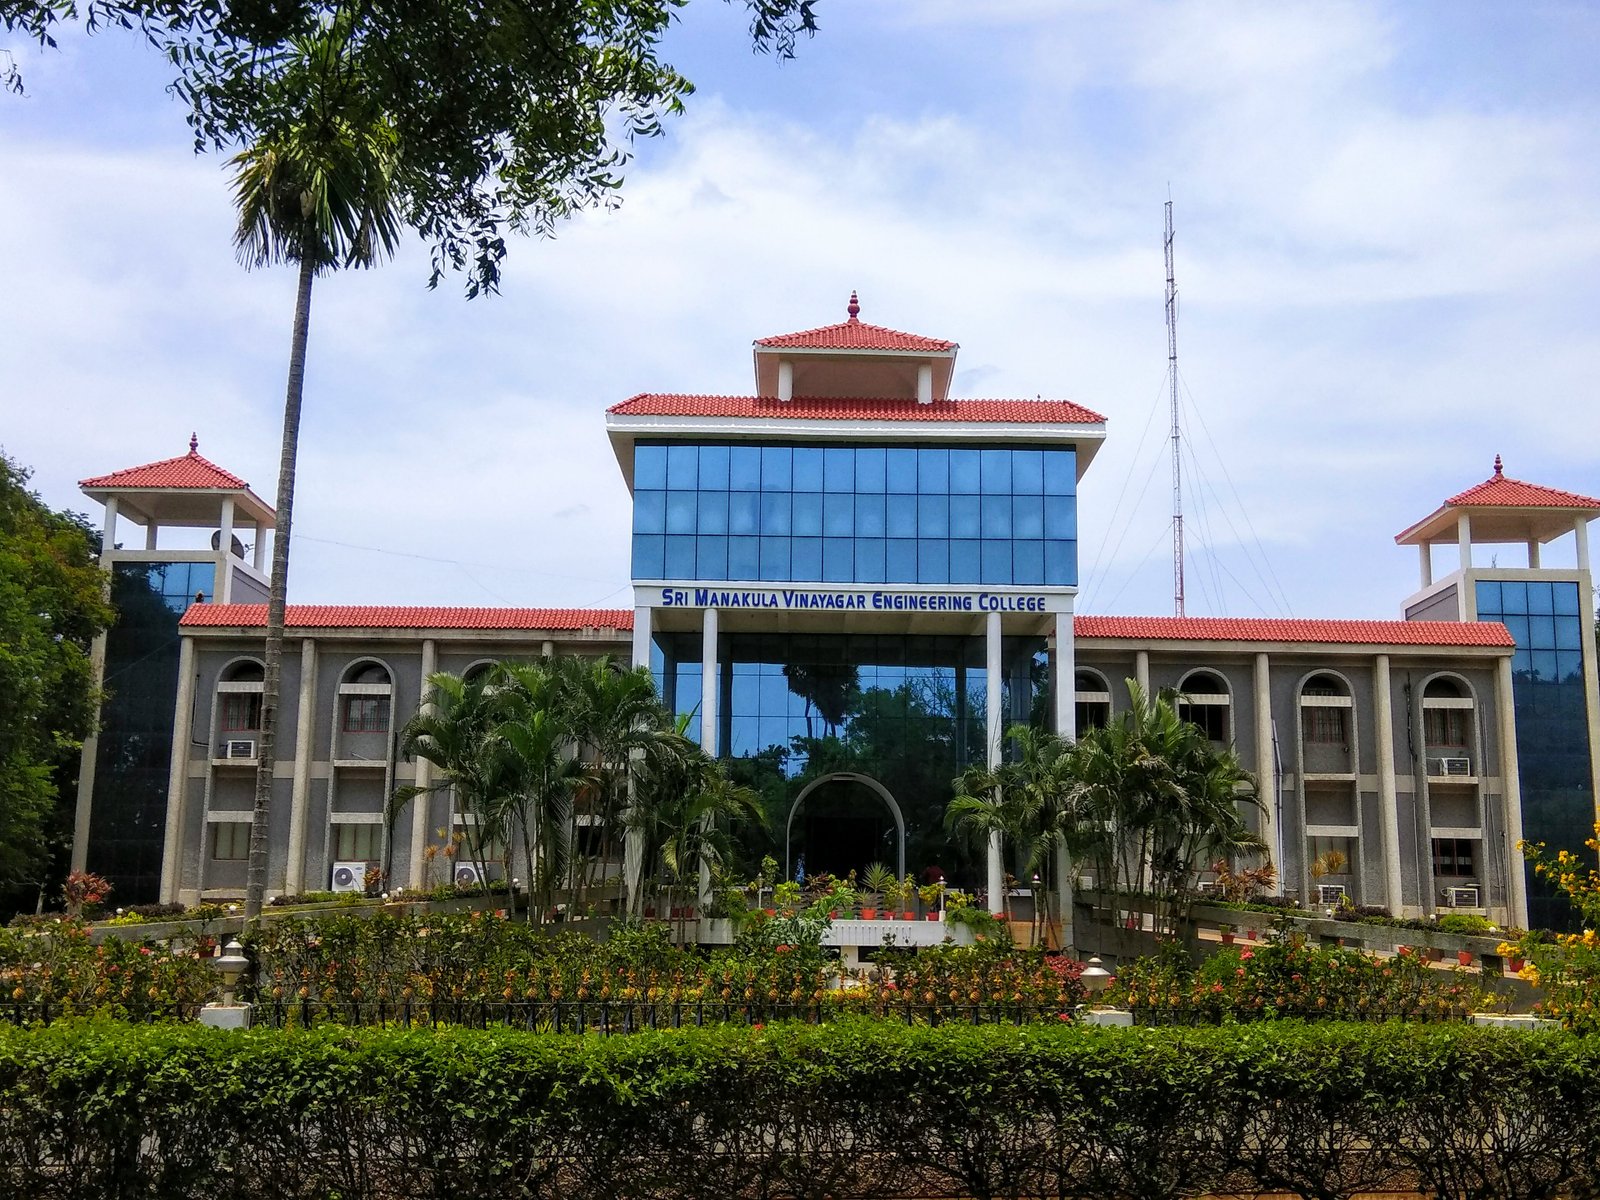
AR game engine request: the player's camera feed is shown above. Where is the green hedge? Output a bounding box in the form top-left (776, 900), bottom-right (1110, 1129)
top-left (1, 1020), bottom-right (1597, 1199)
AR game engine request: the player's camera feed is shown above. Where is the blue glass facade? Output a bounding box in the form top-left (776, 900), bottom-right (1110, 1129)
top-left (1476, 579), bottom-right (1594, 930)
top-left (631, 441), bottom-right (1078, 586)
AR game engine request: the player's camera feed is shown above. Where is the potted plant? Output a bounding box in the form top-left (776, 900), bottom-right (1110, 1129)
top-left (773, 881), bottom-right (802, 917)
top-left (900, 874), bottom-right (917, 921)
top-left (1218, 923), bottom-right (1235, 945)
top-left (919, 882), bottom-right (943, 921)
top-left (1457, 949), bottom-right (1474, 967)
top-left (862, 862), bottom-right (893, 921)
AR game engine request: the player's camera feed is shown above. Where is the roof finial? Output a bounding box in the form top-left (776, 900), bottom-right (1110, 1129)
top-left (846, 290), bottom-right (860, 323)
top-left (1493, 453), bottom-right (1503, 478)
top-left (189, 432), bottom-right (199, 455)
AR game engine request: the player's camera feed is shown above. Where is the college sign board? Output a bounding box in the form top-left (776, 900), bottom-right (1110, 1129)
top-left (649, 585), bottom-right (1071, 614)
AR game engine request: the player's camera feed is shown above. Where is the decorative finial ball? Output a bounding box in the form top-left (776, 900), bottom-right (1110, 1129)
top-left (847, 290), bottom-right (860, 321)
top-left (189, 432), bottom-right (199, 454)
top-left (1493, 453), bottom-right (1504, 477)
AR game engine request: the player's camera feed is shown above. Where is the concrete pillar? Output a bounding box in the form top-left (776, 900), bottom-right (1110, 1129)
top-left (1373, 655), bottom-right (1406, 915)
top-left (71, 496), bottom-right (120, 873)
top-left (777, 360), bottom-right (793, 402)
top-left (284, 638), bottom-right (319, 894)
top-left (1527, 539), bottom-right (1541, 569)
top-left (144, 520), bottom-right (158, 551)
top-left (218, 496), bottom-right (235, 603)
top-left (158, 635), bottom-right (197, 902)
top-left (1054, 609), bottom-right (1076, 949)
top-left (1253, 653), bottom-right (1278, 872)
top-left (253, 522), bottom-right (266, 572)
top-left (632, 605), bottom-right (652, 669)
top-left (1456, 512), bottom-right (1472, 572)
top-left (698, 606), bottom-right (719, 907)
top-left (1577, 516), bottom-right (1591, 573)
top-left (1134, 649), bottom-right (1150, 697)
top-left (1495, 654), bottom-right (1529, 929)
top-left (541, 640), bottom-right (554, 658)
top-left (986, 611), bottom-right (1004, 915)
top-left (916, 363), bottom-right (933, 404)
top-left (1419, 544), bottom-right (1432, 589)
top-left (407, 639), bottom-right (437, 890)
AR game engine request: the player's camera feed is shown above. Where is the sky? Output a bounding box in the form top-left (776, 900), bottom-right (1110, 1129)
top-left (4, 1), bottom-right (1600, 620)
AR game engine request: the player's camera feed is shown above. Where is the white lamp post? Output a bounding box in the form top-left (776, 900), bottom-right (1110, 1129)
top-left (1077, 956), bottom-right (1130, 1026)
top-left (199, 937), bottom-right (253, 1029)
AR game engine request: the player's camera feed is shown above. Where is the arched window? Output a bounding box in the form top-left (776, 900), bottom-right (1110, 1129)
top-left (1423, 676), bottom-right (1472, 750)
top-left (340, 661), bottom-right (393, 734)
top-left (218, 659), bottom-right (265, 732)
top-left (1075, 669), bottom-right (1111, 732)
top-left (1177, 670), bottom-right (1231, 743)
top-left (1300, 673), bottom-right (1351, 745)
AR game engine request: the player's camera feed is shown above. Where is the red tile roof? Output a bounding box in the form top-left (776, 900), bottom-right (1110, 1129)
top-left (179, 605), bottom-right (634, 631)
top-left (1076, 615), bottom-right (1514, 648)
top-left (80, 441), bottom-right (250, 491)
top-left (608, 394), bottom-right (1107, 424)
top-left (1446, 456), bottom-right (1600, 510)
top-left (756, 319), bottom-right (956, 353)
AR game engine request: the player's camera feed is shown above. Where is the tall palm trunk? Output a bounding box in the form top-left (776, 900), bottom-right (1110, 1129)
top-left (245, 254), bottom-right (315, 922)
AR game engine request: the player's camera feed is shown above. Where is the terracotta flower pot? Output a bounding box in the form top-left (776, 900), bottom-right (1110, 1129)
top-left (861, 908), bottom-right (877, 920)
top-left (1508, 956), bottom-right (1526, 973)
top-left (902, 911), bottom-right (915, 921)
top-left (1457, 950), bottom-right (1474, 967)
top-left (1220, 931), bottom-right (1235, 945)
top-left (927, 913), bottom-right (939, 921)
top-left (1246, 929), bottom-right (1258, 941)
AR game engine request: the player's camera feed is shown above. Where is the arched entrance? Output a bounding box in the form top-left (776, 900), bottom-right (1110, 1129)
top-left (784, 773), bottom-right (906, 883)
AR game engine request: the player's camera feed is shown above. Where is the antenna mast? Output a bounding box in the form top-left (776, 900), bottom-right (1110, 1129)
top-left (1165, 197), bottom-right (1185, 617)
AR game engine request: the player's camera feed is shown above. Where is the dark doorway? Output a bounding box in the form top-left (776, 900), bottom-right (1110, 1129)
top-left (790, 776), bottom-right (897, 882)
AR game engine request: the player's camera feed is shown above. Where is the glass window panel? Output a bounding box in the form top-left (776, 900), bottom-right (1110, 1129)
top-left (1013, 540), bottom-right (1045, 585)
top-left (1554, 582), bottom-right (1581, 616)
top-left (758, 673), bottom-right (790, 714)
top-left (728, 492), bottom-right (759, 536)
top-left (856, 494), bottom-right (887, 537)
top-left (1044, 494), bottom-right (1076, 540)
top-left (1477, 581), bottom-right (1501, 613)
top-left (793, 447), bottom-right (824, 491)
top-left (760, 492), bottom-right (791, 535)
top-left (950, 539), bottom-right (981, 583)
top-left (731, 673), bottom-right (758, 716)
top-left (1044, 449), bottom-right (1077, 495)
top-left (1500, 581), bottom-right (1528, 614)
top-left (699, 444), bottom-right (729, 489)
top-left (698, 491), bottom-right (728, 534)
top-left (1529, 615), bottom-right (1557, 650)
top-left (918, 540), bottom-right (949, 584)
top-left (792, 492), bottom-right (823, 536)
top-left (886, 447), bottom-right (919, 492)
top-left (918, 495), bottom-right (949, 538)
top-left (634, 444), bottom-right (667, 490)
top-left (1503, 614), bottom-right (1530, 645)
top-left (855, 447), bottom-right (887, 492)
top-left (856, 537), bottom-right (886, 583)
top-left (918, 448), bottom-right (949, 493)
top-left (981, 495), bottom-right (1012, 537)
top-left (791, 536), bottom-right (823, 580)
top-left (823, 538), bottom-right (854, 582)
top-left (949, 495), bottom-right (980, 539)
top-left (666, 444), bottom-right (698, 489)
top-left (1512, 648), bottom-right (1533, 676)
top-left (823, 493), bottom-right (855, 537)
top-left (665, 491), bottom-right (697, 534)
top-left (757, 717), bottom-right (791, 752)
top-left (980, 449), bottom-right (1012, 494)
top-left (759, 536), bottom-right (789, 581)
top-left (949, 449), bottom-right (981, 494)
top-left (1045, 539), bottom-right (1076, 585)
top-left (697, 536), bottom-right (728, 577)
top-left (665, 535), bottom-right (696, 578)
top-left (981, 540), bottom-right (1012, 583)
top-left (1528, 581), bottom-right (1555, 614)
top-left (887, 539), bottom-right (917, 582)
top-left (632, 534), bottom-right (665, 578)
top-left (1012, 496), bottom-right (1044, 539)
top-left (887, 495), bottom-right (918, 538)
top-left (1533, 650), bottom-right (1559, 682)
top-left (728, 537), bottom-right (759, 580)
top-left (1012, 450), bottom-right (1044, 494)
top-left (633, 489), bottom-right (666, 534)
top-left (823, 447), bottom-right (855, 492)
top-left (730, 446), bottom-right (762, 491)
top-left (1556, 616), bottom-right (1582, 651)
top-left (1556, 650), bottom-right (1584, 683)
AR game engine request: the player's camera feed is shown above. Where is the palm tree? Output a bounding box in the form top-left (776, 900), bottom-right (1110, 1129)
top-left (394, 669), bottom-right (504, 883)
top-left (240, 16), bottom-right (404, 921)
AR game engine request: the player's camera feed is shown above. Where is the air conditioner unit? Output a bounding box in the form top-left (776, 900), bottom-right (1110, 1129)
top-left (223, 739), bottom-right (256, 760)
top-left (1446, 886), bottom-right (1481, 909)
top-left (1317, 884), bottom-right (1347, 904)
top-left (454, 863), bottom-right (483, 886)
top-left (330, 861), bottom-right (366, 893)
top-left (1431, 756), bottom-right (1472, 777)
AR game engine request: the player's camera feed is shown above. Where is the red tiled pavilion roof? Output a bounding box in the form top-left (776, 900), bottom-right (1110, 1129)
top-left (179, 605), bottom-right (634, 631)
top-left (754, 290), bottom-right (956, 352)
top-left (1075, 615), bottom-right (1514, 648)
top-left (80, 436), bottom-right (250, 491)
top-left (1446, 456), bottom-right (1600, 510)
top-left (608, 394), bottom-right (1107, 424)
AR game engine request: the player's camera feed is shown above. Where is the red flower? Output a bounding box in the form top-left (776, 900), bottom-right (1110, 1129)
top-left (775, 945), bottom-right (791, 954)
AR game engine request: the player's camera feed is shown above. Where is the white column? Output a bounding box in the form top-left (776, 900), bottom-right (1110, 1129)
top-left (1134, 649), bottom-right (1150, 697)
top-left (218, 496), bottom-right (236, 603)
top-left (986, 611), bottom-right (1004, 916)
top-left (284, 637), bottom-right (319, 894)
top-left (1253, 653), bottom-right (1278, 872)
top-left (698, 606), bottom-right (719, 907)
top-left (1053, 609), bottom-right (1075, 949)
top-left (407, 638), bottom-right (437, 891)
top-left (632, 605), bottom-right (652, 669)
top-left (1527, 539), bottom-right (1541, 569)
top-left (1456, 512), bottom-right (1472, 571)
top-left (70, 497), bottom-right (120, 873)
top-left (253, 522), bottom-right (267, 572)
top-left (1419, 544), bottom-right (1432, 589)
top-left (144, 520), bottom-right (158, 551)
top-left (1577, 516), bottom-right (1591, 573)
top-left (1373, 655), bottom-right (1406, 915)
top-left (777, 360), bottom-right (793, 402)
top-left (158, 636), bottom-right (197, 902)
top-left (1495, 655), bottom-right (1529, 929)
top-left (916, 363), bottom-right (934, 404)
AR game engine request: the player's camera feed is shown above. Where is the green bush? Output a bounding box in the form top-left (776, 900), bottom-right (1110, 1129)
top-left (0, 1020), bottom-right (1596, 1199)
top-left (1439, 913), bottom-right (1495, 936)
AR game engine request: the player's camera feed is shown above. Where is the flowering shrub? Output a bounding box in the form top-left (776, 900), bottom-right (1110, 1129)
top-left (1502, 827), bottom-right (1600, 1030)
top-left (1108, 938), bottom-right (1485, 1023)
top-left (0, 920), bottom-right (215, 1018)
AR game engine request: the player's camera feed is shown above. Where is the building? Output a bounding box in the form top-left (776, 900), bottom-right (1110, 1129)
top-left (69, 298), bottom-right (1600, 931)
